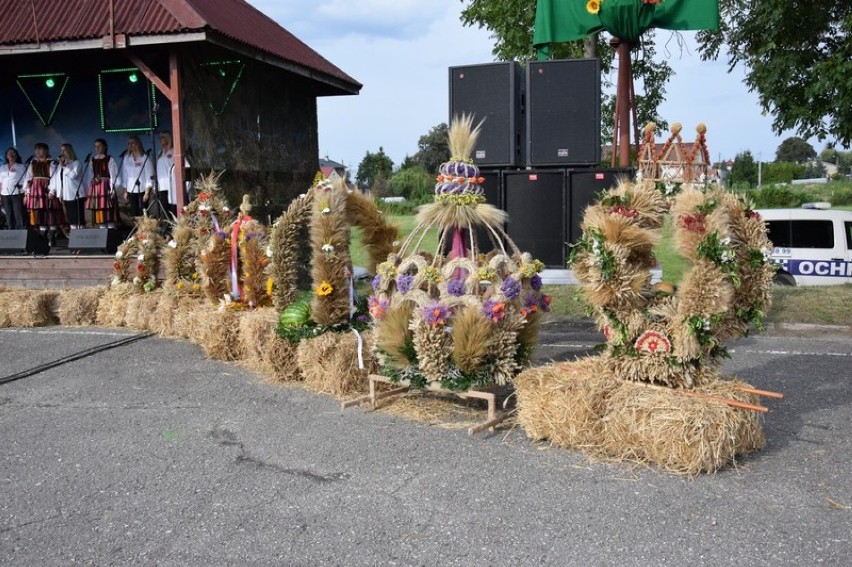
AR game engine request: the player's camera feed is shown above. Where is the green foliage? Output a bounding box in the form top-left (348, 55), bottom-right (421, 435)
top-left (411, 123), bottom-right (450, 173)
top-left (388, 166), bottom-right (435, 204)
top-left (697, 1), bottom-right (852, 146)
top-left (730, 151), bottom-right (757, 188)
top-left (761, 161), bottom-right (805, 184)
top-left (775, 137), bottom-right (817, 163)
top-left (356, 147), bottom-right (394, 192)
top-left (745, 185), bottom-right (810, 208)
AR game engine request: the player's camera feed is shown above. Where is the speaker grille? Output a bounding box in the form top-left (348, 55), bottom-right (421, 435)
top-left (449, 62), bottom-right (524, 167)
top-left (527, 59), bottom-right (601, 166)
top-left (568, 168), bottom-right (633, 244)
top-left (504, 170), bottom-right (566, 267)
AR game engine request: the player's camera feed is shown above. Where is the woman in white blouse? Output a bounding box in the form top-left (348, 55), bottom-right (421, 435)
top-left (52, 143), bottom-right (88, 229)
top-left (1, 147), bottom-right (27, 229)
top-left (119, 135), bottom-right (153, 218)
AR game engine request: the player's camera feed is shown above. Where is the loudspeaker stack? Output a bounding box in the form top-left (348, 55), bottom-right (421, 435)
top-left (449, 59), bottom-right (630, 267)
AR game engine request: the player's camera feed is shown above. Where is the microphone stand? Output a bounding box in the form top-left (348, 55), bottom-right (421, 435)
top-left (72, 154), bottom-right (92, 228)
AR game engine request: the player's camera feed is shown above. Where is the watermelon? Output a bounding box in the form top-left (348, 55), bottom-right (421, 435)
top-left (279, 301), bottom-right (311, 328)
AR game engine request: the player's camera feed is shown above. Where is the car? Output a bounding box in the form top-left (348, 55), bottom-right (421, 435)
top-left (757, 206), bottom-right (852, 285)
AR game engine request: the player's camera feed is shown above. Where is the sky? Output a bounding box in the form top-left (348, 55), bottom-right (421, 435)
top-left (251, 0), bottom-right (825, 171)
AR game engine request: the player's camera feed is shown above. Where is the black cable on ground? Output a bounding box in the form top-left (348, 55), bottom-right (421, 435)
top-left (0, 331), bottom-right (155, 386)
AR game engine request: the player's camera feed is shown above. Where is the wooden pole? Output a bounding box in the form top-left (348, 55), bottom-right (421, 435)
top-left (616, 40), bottom-right (633, 168)
top-left (170, 52), bottom-right (185, 217)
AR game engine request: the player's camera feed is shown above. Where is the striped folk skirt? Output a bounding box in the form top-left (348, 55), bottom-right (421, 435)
top-left (86, 179), bottom-right (119, 224)
top-left (24, 178), bottom-right (63, 227)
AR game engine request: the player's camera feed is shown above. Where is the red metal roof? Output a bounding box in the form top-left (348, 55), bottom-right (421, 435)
top-left (0, 0), bottom-right (360, 92)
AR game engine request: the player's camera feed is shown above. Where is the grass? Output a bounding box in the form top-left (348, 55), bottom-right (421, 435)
top-left (353, 214), bottom-right (852, 327)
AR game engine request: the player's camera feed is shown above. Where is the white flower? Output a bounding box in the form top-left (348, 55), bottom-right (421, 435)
top-left (115, 250), bottom-right (123, 259)
top-left (111, 276), bottom-right (121, 286)
top-left (635, 169), bottom-right (643, 181)
top-left (664, 183), bottom-right (676, 195)
top-left (137, 254), bottom-right (145, 261)
top-left (721, 250), bottom-right (735, 264)
top-left (699, 173), bottom-right (707, 184)
top-left (223, 207), bottom-right (230, 212)
top-left (167, 240), bottom-right (177, 249)
top-left (299, 193), bottom-right (306, 199)
top-left (133, 277), bottom-right (141, 284)
top-left (392, 240), bottom-right (400, 247)
top-left (702, 318), bottom-right (712, 331)
top-left (761, 247), bottom-right (773, 261)
top-left (321, 243), bottom-right (334, 255)
top-left (321, 207), bottom-right (331, 215)
top-left (141, 239), bottom-right (150, 246)
top-left (265, 246), bottom-right (273, 258)
top-left (720, 237), bottom-right (731, 246)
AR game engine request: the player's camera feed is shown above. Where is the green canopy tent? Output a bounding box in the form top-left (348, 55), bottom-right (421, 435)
top-left (533, 0), bottom-right (720, 166)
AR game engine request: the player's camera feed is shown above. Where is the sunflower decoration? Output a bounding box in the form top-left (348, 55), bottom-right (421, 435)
top-left (370, 114), bottom-right (550, 391)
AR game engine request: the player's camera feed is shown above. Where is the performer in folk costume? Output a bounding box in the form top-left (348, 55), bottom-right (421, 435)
top-left (86, 138), bottom-right (119, 228)
top-left (0, 147), bottom-right (27, 229)
top-left (24, 142), bottom-right (63, 246)
top-left (119, 135), bottom-right (153, 218)
top-left (156, 131), bottom-right (177, 218)
top-left (52, 143), bottom-right (89, 229)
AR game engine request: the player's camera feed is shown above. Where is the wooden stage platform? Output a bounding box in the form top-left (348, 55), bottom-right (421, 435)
top-left (0, 248), bottom-right (114, 289)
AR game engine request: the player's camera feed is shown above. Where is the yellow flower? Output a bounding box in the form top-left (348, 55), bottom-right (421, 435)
top-left (192, 283), bottom-right (201, 290)
top-left (586, 0), bottom-right (600, 14)
top-left (176, 281), bottom-right (184, 290)
top-left (316, 281), bottom-right (334, 296)
top-left (266, 277), bottom-right (274, 296)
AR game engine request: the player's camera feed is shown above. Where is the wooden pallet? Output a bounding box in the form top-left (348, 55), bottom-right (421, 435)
top-left (342, 374), bottom-right (511, 435)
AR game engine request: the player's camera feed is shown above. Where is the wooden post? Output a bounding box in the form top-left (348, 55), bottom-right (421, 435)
top-left (170, 52), bottom-right (185, 217)
top-left (615, 40), bottom-right (634, 168)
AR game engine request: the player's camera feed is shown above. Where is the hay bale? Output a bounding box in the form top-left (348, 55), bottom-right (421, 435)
top-left (8, 290), bottom-right (60, 327)
top-left (148, 293), bottom-right (181, 337)
top-left (262, 336), bottom-right (302, 382)
top-left (515, 360), bottom-right (765, 475)
top-left (0, 291), bottom-right (29, 327)
top-left (171, 296), bottom-right (204, 340)
top-left (238, 307), bottom-right (279, 371)
top-left (297, 330), bottom-right (376, 398)
top-left (96, 285), bottom-right (133, 327)
top-left (57, 287), bottom-right (104, 326)
top-left (124, 291), bottom-right (162, 330)
top-left (193, 305), bottom-right (243, 361)
top-left (600, 379), bottom-right (765, 475)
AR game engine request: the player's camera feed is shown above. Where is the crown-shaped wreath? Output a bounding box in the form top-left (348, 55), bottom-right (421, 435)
top-left (638, 122), bottom-right (711, 185)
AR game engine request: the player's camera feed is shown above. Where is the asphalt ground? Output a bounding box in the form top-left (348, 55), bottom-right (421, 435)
top-left (0, 322), bottom-right (850, 566)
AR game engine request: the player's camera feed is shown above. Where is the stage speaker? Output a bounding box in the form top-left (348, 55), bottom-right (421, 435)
top-left (449, 62), bottom-right (525, 167)
top-left (567, 168), bottom-right (633, 244)
top-left (526, 59), bottom-right (601, 167)
top-left (68, 228), bottom-right (121, 254)
top-left (476, 169), bottom-right (504, 254)
top-left (504, 170), bottom-right (566, 268)
top-left (0, 229), bottom-right (49, 255)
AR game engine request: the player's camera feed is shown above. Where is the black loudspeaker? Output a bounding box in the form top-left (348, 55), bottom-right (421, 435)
top-left (476, 169), bottom-right (504, 254)
top-left (504, 170), bottom-right (566, 268)
top-left (0, 229), bottom-right (49, 255)
top-left (526, 59), bottom-right (601, 166)
top-left (567, 168), bottom-right (633, 244)
top-left (449, 62), bottom-right (525, 167)
top-left (68, 228), bottom-right (121, 254)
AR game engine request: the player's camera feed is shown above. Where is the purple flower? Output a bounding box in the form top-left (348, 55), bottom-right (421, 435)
top-left (447, 278), bottom-right (465, 296)
top-left (539, 294), bottom-right (552, 313)
top-left (482, 298), bottom-right (506, 324)
top-left (371, 274), bottom-right (381, 290)
top-left (397, 274), bottom-right (414, 293)
top-left (530, 273), bottom-right (542, 291)
top-left (521, 292), bottom-right (539, 317)
top-left (501, 276), bottom-right (521, 300)
top-left (422, 302), bottom-right (450, 327)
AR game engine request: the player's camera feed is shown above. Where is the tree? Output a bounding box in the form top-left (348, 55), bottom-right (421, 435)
top-left (388, 166), bottom-right (435, 203)
top-left (730, 150), bottom-right (758, 188)
top-left (459, 1), bottom-right (673, 138)
top-left (697, 1), bottom-right (852, 146)
top-left (412, 123), bottom-right (450, 174)
top-left (355, 148), bottom-right (394, 192)
top-left (775, 137), bottom-right (816, 163)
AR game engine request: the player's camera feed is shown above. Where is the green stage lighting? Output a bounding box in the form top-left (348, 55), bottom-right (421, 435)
top-left (45, 77), bottom-right (55, 88)
top-left (128, 73), bottom-right (139, 83)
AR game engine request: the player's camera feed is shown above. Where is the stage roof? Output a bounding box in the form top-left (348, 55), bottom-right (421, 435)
top-left (0, 0), bottom-right (361, 95)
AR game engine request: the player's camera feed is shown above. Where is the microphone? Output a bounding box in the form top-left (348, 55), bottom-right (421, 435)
top-left (119, 150), bottom-right (128, 158)
top-left (52, 158), bottom-right (61, 165)
top-left (85, 153), bottom-right (92, 163)
top-left (24, 155), bottom-right (33, 164)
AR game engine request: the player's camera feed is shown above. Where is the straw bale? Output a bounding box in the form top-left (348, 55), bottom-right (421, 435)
top-left (124, 291), bottom-right (162, 330)
top-left (193, 305), bottom-right (244, 361)
top-left (262, 335), bottom-right (302, 382)
top-left (515, 361), bottom-right (765, 475)
top-left (0, 291), bottom-right (29, 327)
top-left (148, 293), bottom-right (182, 337)
top-left (237, 307), bottom-right (279, 372)
top-left (171, 296), bottom-right (204, 340)
top-left (6, 290), bottom-right (60, 327)
top-left (297, 330), bottom-right (376, 398)
top-left (57, 287), bottom-right (104, 326)
top-left (96, 285), bottom-right (134, 327)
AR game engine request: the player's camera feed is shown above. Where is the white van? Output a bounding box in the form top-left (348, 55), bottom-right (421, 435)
top-left (757, 207), bottom-right (852, 285)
